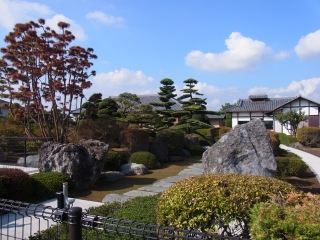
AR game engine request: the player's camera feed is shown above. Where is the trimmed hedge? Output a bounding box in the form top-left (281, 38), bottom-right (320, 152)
top-left (297, 127), bottom-right (320, 147)
top-left (104, 150), bottom-right (122, 171)
top-left (30, 172), bottom-right (76, 202)
top-left (278, 132), bottom-right (297, 146)
top-left (184, 144), bottom-right (205, 156)
top-left (156, 129), bottom-right (184, 156)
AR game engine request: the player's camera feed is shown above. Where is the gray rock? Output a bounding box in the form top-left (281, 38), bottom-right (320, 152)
top-left (17, 155), bottom-right (39, 167)
top-left (38, 139), bottom-right (109, 189)
top-left (202, 119), bottom-right (277, 177)
top-left (120, 163), bottom-right (148, 176)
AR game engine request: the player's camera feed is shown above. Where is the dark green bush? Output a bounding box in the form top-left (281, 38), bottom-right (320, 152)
top-left (278, 132), bottom-right (297, 146)
top-left (129, 151), bottom-right (157, 169)
top-left (297, 127), bottom-right (320, 147)
top-left (111, 194), bottom-right (159, 223)
top-left (156, 129), bottom-right (184, 156)
top-left (249, 193), bottom-right (320, 240)
top-left (184, 144), bottom-right (205, 156)
top-left (0, 168), bottom-right (32, 201)
top-left (157, 174), bottom-right (298, 237)
top-left (31, 172), bottom-right (76, 202)
top-left (104, 150), bottom-right (122, 171)
top-left (275, 156), bottom-right (308, 178)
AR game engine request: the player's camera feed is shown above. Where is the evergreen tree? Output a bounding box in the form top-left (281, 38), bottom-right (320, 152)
top-left (150, 78), bottom-right (178, 128)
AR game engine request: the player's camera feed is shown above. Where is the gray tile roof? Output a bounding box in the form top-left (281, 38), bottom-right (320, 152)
top-left (226, 96), bottom-right (298, 113)
top-left (206, 114), bottom-right (225, 119)
top-left (137, 94), bottom-right (183, 111)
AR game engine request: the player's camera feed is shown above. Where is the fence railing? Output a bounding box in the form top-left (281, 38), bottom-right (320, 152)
top-left (0, 197), bottom-right (250, 240)
top-left (0, 137), bottom-right (52, 166)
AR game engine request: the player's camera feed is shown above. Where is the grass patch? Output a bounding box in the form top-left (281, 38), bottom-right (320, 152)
top-left (71, 156), bottom-right (201, 202)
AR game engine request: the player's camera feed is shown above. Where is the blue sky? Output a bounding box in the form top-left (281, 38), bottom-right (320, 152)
top-left (1, 0), bottom-right (320, 110)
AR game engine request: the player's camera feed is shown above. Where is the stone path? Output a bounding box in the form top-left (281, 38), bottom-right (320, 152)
top-left (101, 162), bottom-right (205, 203)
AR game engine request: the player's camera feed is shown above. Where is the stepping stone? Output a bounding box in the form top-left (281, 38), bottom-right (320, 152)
top-left (123, 190), bottom-right (158, 197)
top-left (189, 163), bottom-right (204, 170)
top-left (102, 193), bottom-right (133, 204)
top-left (160, 175), bottom-right (186, 183)
top-left (138, 185), bottom-right (168, 193)
top-left (153, 181), bottom-right (174, 188)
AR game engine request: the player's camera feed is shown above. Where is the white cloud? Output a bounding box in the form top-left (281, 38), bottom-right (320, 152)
top-left (196, 82), bottom-right (238, 95)
top-left (295, 30), bottom-right (320, 60)
top-left (86, 11), bottom-right (124, 26)
top-left (248, 77), bottom-right (320, 98)
top-left (185, 32), bottom-right (288, 73)
top-left (45, 14), bottom-right (86, 41)
top-left (0, 0), bottom-right (52, 30)
top-left (93, 68), bottom-right (154, 86)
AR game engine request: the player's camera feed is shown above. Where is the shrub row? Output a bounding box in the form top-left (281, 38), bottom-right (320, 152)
top-left (0, 169), bottom-right (76, 202)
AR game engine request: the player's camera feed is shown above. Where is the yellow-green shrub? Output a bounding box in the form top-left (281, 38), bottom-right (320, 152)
top-left (249, 193), bottom-right (320, 240)
top-left (297, 127), bottom-right (320, 147)
top-left (157, 174), bottom-right (298, 236)
top-left (275, 155), bottom-right (308, 178)
top-left (129, 151), bottom-right (157, 169)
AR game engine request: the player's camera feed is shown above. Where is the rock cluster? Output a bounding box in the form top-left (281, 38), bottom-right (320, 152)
top-left (38, 139), bottom-right (109, 189)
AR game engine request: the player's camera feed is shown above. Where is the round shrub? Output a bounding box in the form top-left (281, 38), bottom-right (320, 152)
top-left (249, 193), bottom-right (320, 240)
top-left (104, 150), bottom-right (122, 171)
top-left (129, 151), bottom-right (157, 169)
top-left (157, 129), bottom-right (184, 156)
top-left (297, 127), bottom-right (320, 147)
top-left (157, 174), bottom-right (298, 237)
top-left (0, 168), bottom-right (32, 201)
top-left (31, 172), bottom-right (76, 202)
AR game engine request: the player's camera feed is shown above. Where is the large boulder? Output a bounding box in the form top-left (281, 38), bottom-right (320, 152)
top-left (202, 119), bottom-right (277, 177)
top-left (38, 139), bottom-right (109, 189)
top-left (120, 163), bottom-right (148, 176)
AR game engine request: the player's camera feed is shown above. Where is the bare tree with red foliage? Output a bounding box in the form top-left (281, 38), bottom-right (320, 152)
top-left (0, 19), bottom-right (97, 143)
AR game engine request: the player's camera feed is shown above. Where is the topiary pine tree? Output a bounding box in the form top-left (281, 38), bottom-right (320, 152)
top-left (150, 78), bottom-right (179, 129)
top-left (177, 78), bottom-right (216, 133)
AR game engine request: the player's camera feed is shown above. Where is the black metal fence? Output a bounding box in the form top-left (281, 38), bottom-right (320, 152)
top-left (0, 137), bottom-right (52, 166)
top-left (0, 198), bottom-right (250, 240)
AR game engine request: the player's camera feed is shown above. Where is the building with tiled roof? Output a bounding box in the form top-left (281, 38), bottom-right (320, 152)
top-left (226, 95), bottom-right (320, 134)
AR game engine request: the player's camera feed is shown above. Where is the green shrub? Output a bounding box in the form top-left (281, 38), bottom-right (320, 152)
top-left (157, 174), bottom-right (298, 237)
top-left (129, 151), bottom-right (157, 169)
top-left (276, 156), bottom-right (308, 178)
top-left (278, 132), bottom-right (297, 146)
top-left (156, 129), bottom-right (184, 156)
top-left (249, 193), bottom-right (320, 240)
top-left (111, 194), bottom-right (159, 223)
top-left (85, 201), bottom-right (122, 216)
top-left (0, 168), bottom-right (32, 201)
top-left (31, 172), bottom-right (76, 202)
top-left (184, 144), bottom-right (205, 156)
top-left (297, 127), bottom-right (320, 147)
top-left (104, 150), bottom-right (122, 171)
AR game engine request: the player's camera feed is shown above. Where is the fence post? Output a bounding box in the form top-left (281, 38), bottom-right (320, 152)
top-left (68, 207), bottom-right (82, 240)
